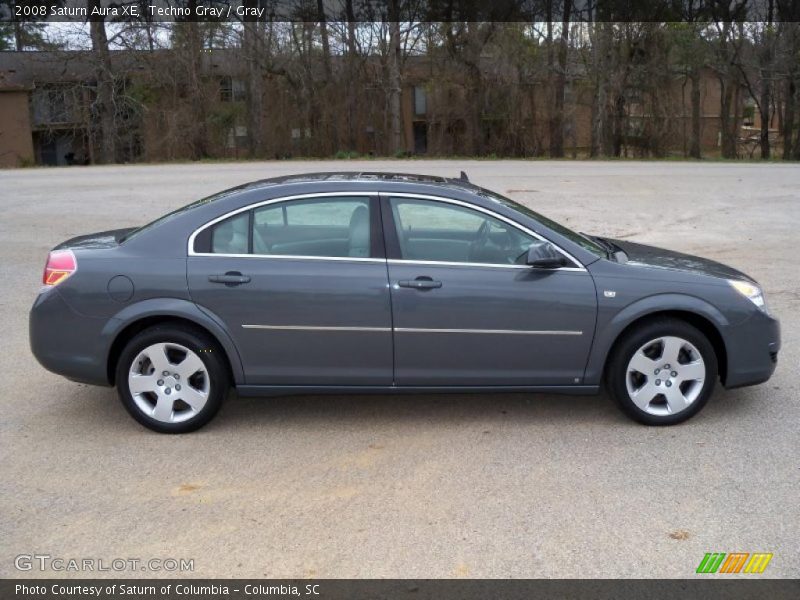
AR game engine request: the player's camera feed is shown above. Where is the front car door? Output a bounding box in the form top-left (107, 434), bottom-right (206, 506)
top-left (383, 194), bottom-right (597, 386)
top-left (187, 193), bottom-right (393, 385)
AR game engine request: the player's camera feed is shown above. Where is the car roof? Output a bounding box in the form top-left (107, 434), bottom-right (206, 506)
top-left (240, 171), bottom-right (479, 193)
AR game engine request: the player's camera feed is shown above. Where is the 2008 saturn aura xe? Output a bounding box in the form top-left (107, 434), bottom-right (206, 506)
top-left (30, 172), bottom-right (780, 432)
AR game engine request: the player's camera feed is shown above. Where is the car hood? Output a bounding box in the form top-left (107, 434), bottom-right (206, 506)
top-left (53, 227), bottom-right (137, 251)
top-left (610, 239), bottom-right (755, 283)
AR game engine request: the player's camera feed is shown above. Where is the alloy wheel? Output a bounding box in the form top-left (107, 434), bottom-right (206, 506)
top-left (128, 342), bottom-right (210, 424)
top-left (625, 336), bottom-right (706, 416)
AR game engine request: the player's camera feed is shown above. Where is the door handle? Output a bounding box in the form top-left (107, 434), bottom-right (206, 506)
top-left (208, 272), bottom-right (251, 286)
top-left (398, 277), bottom-right (442, 290)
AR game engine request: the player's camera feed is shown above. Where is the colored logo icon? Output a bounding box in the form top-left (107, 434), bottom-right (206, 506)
top-left (696, 552), bottom-right (773, 574)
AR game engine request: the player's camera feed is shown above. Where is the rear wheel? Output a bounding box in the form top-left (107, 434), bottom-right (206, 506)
top-left (116, 325), bottom-right (228, 433)
top-left (607, 318), bottom-right (717, 425)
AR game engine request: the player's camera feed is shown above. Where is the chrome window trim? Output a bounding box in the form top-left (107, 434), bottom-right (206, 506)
top-left (190, 253), bottom-right (385, 264)
top-left (187, 190), bottom-right (586, 271)
top-left (187, 191), bottom-right (376, 258)
top-left (389, 259), bottom-right (531, 270)
top-left (381, 192), bottom-right (586, 271)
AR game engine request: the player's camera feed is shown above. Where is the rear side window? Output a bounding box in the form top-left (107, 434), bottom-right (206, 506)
top-left (210, 212), bottom-right (249, 254)
top-left (195, 196), bottom-right (375, 259)
top-left (252, 197), bottom-right (370, 257)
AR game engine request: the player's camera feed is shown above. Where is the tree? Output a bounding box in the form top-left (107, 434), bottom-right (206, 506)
top-left (547, 0), bottom-right (572, 157)
top-left (88, 0), bottom-right (117, 164)
top-left (670, 22), bottom-right (710, 159)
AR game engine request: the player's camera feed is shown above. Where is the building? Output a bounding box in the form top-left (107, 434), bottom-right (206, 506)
top-left (0, 49), bottom-right (776, 168)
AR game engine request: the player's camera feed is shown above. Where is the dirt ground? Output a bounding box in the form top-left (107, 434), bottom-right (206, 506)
top-left (1, 160), bottom-right (798, 578)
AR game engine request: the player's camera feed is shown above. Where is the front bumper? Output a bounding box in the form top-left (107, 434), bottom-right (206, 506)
top-left (723, 309), bottom-right (780, 389)
top-left (29, 288), bottom-right (113, 386)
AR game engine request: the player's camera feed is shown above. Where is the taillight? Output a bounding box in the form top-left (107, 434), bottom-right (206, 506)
top-left (43, 250), bottom-right (77, 286)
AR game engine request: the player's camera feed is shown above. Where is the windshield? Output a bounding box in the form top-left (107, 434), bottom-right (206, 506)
top-left (119, 188), bottom-right (242, 243)
top-left (478, 190), bottom-right (608, 259)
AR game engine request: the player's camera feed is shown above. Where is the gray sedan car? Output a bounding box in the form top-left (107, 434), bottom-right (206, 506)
top-left (30, 172), bottom-right (780, 432)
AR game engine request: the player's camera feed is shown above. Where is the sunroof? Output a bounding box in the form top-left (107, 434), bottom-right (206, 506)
top-left (256, 171), bottom-right (459, 186)
top-left (357, 172), bottom-right (448, 182)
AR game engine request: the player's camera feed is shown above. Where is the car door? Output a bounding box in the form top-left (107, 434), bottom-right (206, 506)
top-left (187, 194), bottom-right (393, 385)
top-left (383, 194), bottom-right (597, 386)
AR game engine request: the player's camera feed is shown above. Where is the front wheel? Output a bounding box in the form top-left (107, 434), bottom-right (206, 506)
top-left (116, 325), bottom-right (228, 433)
top-left (607, 318), bottom-right (718, 425)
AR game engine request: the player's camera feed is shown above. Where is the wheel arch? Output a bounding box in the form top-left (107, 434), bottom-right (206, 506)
top-left (603, 310), bottom-right (727, 384)
top-left (103, 299), bottom-right (245, 386)
top-left (584, 294), bottom-right (730, 386)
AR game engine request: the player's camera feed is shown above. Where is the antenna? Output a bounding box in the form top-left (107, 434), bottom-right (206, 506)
top-left (459, 171), bottom-right (469, 182)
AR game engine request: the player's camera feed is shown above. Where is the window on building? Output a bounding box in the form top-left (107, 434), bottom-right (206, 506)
top-left (32, 86), bottom-right (76, 125)
top-left (226, 126), bottom-right (249, 149)
top-left (743, 101), bottom-right (756, 127)
top-left (414, 85), bottom-right (427, 116)
top-left (220, 77), bottom-right (246, 102)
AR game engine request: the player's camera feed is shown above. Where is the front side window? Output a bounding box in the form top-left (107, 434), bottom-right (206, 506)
top-left (389, 198), bottom-right (536, 265)
top-left (199, 196), bottom-right (372, 259)
top-left (478, 190), bottom-right (606, 258)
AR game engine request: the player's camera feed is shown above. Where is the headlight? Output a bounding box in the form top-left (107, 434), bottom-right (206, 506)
top-left (728, 279), bottom-right (767, 312)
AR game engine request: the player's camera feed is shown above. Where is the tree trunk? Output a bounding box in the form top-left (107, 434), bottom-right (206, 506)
top-left (345, 0), bottom-right (358, 151)
top-left (794, 92), bottom-right (800, 159)
top-left (183, 6), bottom-right (208, 160)
top-left (549, 1), bottom-right (572, 158)
top-left (243, 14), bottom-right (264, 158)
top-left (88, 0), bottom-right (116, 164)
top-left (13, 19), bottom-right (23, 51)
top-left (388, 17), bottom-right (404, 154)
top-left (317, 0), bottom-right (332, 81)
top-left (317, 0), bottom-right (339, 153)
top-left (759, 6), bottom-right (774, 160)
top-left (591, 21), bottom-right (614, 157)
top-left (546, 4), bottom-right (555, 155)
top-left (759, 74), bottom-right (771, 159)
top-left (715, 22), bottom-right (739, 159)
top-left (719, 79), bottom-right (738, 159)
top-left (471, 66), bottom-right (484, 155)
top-left (612, 94), bottom-right (625, 157)
top-left (783, 77), bottom-right (795, 160)
top-left (689, 68), bottom-right (702, 159)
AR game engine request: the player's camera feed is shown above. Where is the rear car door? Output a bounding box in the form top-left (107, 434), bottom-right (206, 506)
top-left (383, 194), bottom-right (597, 386)
top-left (187, 194), bottom-right (393, 385)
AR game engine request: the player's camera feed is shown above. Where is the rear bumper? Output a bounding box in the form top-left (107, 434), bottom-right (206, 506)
top-left (29, 288), bottom-right (113, 386)
top-left (723, 310), bottom-right (780, 389)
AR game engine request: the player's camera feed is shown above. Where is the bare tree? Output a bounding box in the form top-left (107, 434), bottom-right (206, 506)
top-left (242, 0), bottom-right (265, 157)
top-left (88, 0), bottom-right (117, 163)
top-left (548, 0), bottom-right (572, 157)
top-left (387, 2), bottom-right (405, 154)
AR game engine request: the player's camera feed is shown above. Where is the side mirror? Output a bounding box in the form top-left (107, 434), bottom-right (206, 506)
top-left (526, 241), bottom-right (567, 269)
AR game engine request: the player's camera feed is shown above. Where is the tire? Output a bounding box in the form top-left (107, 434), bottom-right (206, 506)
top-left (115, 324), bottom-right (228, 433)
top-left (607, 318), bottom-right (718, 426)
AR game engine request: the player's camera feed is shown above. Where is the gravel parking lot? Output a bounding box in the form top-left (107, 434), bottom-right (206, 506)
top-left (1, 160), bottom-right (798, 578)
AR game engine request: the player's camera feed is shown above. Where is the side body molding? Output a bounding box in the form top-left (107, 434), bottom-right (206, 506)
top-left (102, 298), bottom-right (246, 385)
top-left (582, 293), bottom-right (731, 385)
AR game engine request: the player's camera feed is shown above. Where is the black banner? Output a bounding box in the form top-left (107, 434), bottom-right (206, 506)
top-left (3, 579), bottom-right (800, 600)
top-left (1, 0), bottom-right (799, 24)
